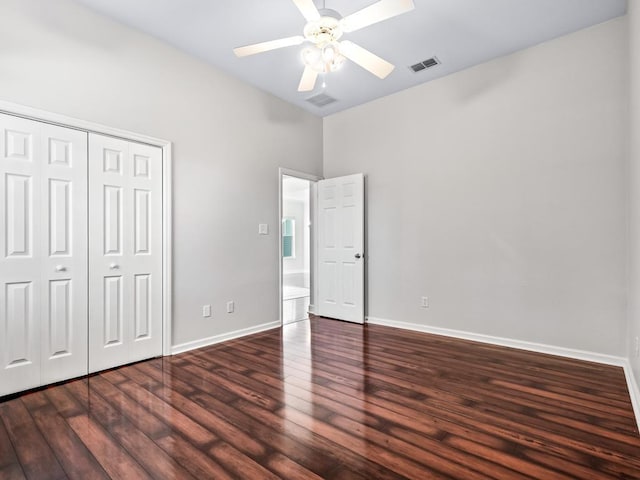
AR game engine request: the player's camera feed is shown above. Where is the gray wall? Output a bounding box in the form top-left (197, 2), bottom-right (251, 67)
top-left (629, 3), bottom-right (640, 380)
top-left (1, 0), bottom-right (633, 361)
top-left (324, 18), bottom-right (629, 356)
top-left (0, 0), bottom-right (323, 347)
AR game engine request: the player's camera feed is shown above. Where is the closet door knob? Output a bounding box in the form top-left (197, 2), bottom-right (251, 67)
top-left (109, 263), bottom-right (120, 270)
top-left (55, 265), bottom-right (66, 272)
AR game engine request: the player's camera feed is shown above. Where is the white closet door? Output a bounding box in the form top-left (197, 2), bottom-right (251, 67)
top-left (0, 114), bottom-right (43, 396)
top-left (88, 134), bottom-right (162, 373)
top-left (0, 113), bottom-right (88, 396)
top-left (40, 124), bottom-right (88, 385)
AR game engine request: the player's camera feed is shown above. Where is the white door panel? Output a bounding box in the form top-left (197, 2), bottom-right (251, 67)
top-left (89, 134), bottom-right (162, 373)
top-left (5, 174), bottom-right (32, 258)
top-left (0, 114), bottom-right (42, 396)
top-left (2, 280), bottom-right (39, 395)
top-left (0, 114), bottom-right (88, 395)
top-left (128, 141), bottom-right (162, 363)
top-left (317, 173), bottom-right (364, 324)
top-left (103, 275), bottom-right (124, 345)
top-left (40, 123), bottom-right (88, 385)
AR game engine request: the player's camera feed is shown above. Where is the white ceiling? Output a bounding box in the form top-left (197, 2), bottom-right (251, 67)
top-left (73, 0), bottom-right (627, 117)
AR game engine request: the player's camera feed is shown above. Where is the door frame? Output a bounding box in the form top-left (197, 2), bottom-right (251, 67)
top-left (0, 100), bottom-right (174, 356)
top-left (278, 168), bottom-right (322, 325)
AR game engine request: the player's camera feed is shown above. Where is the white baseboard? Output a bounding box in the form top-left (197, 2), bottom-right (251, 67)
top-left (366, 316), bottom-right (640, 432)
top-left (170, 321), bottom-right (280, 355)
top-left (622, 360), bottom-right (640, 432)
top-left (366, 316), bottom-right (625, 366)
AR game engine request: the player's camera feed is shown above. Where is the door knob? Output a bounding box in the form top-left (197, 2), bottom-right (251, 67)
top-left (55, 265), bottom-right (66, 272)
top-left (355, 253), bottom-right (362, 259)
top-left (109, 263), bottom-right (120, 270)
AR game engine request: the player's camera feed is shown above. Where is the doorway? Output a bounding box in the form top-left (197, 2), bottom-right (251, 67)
top-left (279, 169), bottom-right (320, 325)
top-left (278, 168), bottom-right (366, 326)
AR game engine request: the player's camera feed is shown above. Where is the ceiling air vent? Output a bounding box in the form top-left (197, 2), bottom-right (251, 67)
top-left (410, 57), bottom-right (440, 73)
top-left (306, 93), bottom-right (337, 107)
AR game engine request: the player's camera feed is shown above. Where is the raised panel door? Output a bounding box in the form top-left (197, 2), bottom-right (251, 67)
top-left (0, 114), bottom-right (88, 395)
top-left (0, 114), bottom-right (43, 395)
top-left (317, 174), bottom-right (364, 323)
top-left (40, 123), bottom-right (88, 385)
top-left (89, 134), bottom-right (162, 373)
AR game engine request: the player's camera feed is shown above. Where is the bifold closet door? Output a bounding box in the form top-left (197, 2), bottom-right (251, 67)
top-left (0, 113), bottom-right (88, 396)
top-left (88, 133), bottom-right (162, 373)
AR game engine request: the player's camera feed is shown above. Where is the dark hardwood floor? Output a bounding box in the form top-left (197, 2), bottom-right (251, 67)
top-left (1, 316), bottom-right (639, 479)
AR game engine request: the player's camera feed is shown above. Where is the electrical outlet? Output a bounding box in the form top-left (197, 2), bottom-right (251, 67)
top-left (258, 224), bottom-right (269, 235)
top-left (421, 296), bottom-right (429, 308)
top-left (635, 337), bottom-right (640, 358)
top-left (202, 305), bottom-right (211, 317)
top-left (227, 301), bottom-right (235, 313)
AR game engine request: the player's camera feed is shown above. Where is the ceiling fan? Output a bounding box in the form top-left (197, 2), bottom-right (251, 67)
top-left (233, 0), bottom-right (415, 92)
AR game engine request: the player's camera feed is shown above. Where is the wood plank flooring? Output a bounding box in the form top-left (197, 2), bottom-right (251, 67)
top-left (1, 316), bottom-right (639, 479)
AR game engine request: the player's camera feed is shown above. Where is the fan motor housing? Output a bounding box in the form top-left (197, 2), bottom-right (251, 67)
top-left (304, 11), bottom-right (343, 46)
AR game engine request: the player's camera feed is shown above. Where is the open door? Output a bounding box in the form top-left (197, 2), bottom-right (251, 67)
top-left (317, 173), bottom-right (365, 324)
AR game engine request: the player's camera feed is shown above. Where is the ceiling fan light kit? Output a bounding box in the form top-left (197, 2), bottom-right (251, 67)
top-left (233, 0), bottom-right (415, 94)
top-left (302, 43), bottom-right (345, 73)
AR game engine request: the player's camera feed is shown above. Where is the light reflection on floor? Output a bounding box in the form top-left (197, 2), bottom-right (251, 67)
top-left (281, 318), bottom-right (367, 449)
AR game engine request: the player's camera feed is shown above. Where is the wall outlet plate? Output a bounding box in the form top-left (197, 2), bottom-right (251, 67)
top-left (421, 296), bottom-right (429, 308)
top-left (227, 301), bottom-right (235, 313)
top-left (202, 305), bottom-right (211, 317)
top-left (258, 224), bottom-right (269, 235)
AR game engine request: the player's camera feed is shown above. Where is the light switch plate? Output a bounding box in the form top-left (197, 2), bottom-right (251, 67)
top-left (202, 305), bottom-right (211, 317)
top-left (226, 301), bottom-right (235, 313)
top-left (258, 223), bottom-right (269, 235)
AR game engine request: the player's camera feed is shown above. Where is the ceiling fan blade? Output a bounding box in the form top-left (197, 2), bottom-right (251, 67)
top-left (298, 66), bottom-right (319, 92)
top-left (339, 41), bottom-right (395, 79)
top-left (233, 36), bottom-right (305, 57)
top-left (292, 0), bottom-right (321, 22)
top-left (341, 0), bottom-right (415, 33)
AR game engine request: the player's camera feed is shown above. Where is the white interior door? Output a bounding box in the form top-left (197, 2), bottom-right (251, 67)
top-left (0, 113), bottom-right (88, 396)
top-left (0, 114), bottom-right (42, 395)
top-left (317, 173), bottom-right (365, 324)
top-left (40, 123), bottom-right (88, 385)
top-left (89, 133), bottom-right (162, 373)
